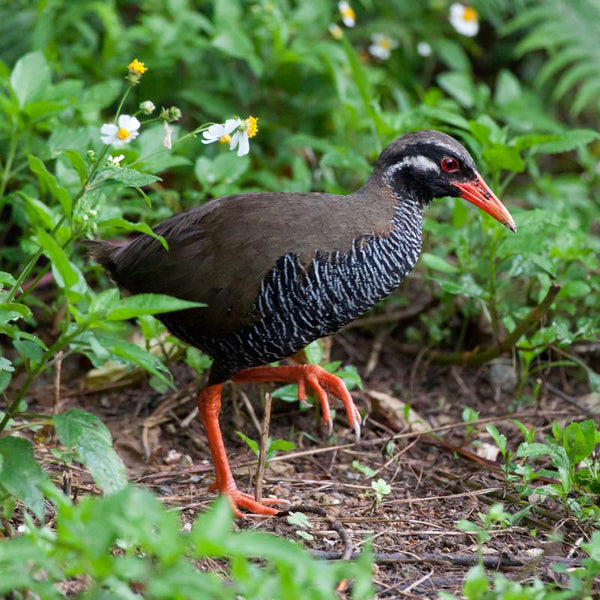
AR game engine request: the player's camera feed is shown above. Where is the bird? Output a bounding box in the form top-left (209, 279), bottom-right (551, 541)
top-left (87, 130), bottom-right (515, 516)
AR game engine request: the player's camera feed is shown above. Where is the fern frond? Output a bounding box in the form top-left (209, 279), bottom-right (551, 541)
top-left (505, 0), bottom-right (600, 116)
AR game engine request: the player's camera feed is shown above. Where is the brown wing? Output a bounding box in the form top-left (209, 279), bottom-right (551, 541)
top-left (107, 189), bottom-right (395, 338)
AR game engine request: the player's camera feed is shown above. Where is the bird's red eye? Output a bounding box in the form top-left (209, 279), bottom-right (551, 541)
top-left (441, 157), bottom-right (459, 173)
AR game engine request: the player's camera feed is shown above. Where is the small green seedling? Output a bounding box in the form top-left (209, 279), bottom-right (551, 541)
top-left (370, 478), bottom-right (391, 508)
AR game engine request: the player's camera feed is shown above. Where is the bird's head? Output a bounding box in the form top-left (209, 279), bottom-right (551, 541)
top-left (376, 130), bottom-right (516, 232)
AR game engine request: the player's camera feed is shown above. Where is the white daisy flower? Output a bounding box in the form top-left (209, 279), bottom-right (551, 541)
top-left (201, 119), bottom-right (241, 146)
top-left (202, 117), bottom-right (259, 157)
top-left (449, 3), bottom-right (480, 37)
top-left (100, 115), bottom-right (141, 147)
top-left (417, 41), bottom-right (432, 57)
top-left (338, 1), bottom-right (355, 28)
top-left (107, 154), bottom-right (125, 167)
top-left (368, 33), bottom-right (398, 60)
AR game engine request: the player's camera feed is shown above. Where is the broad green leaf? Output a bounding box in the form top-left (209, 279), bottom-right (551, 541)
top-left (98, 334), bottom-right (174, 388)
top-left (53, 409), bottom-right (127, 494)
top-left (195, 152), bottom-right (249, 188)
top-left (0, 301), bottom-right (32, 324)
top-left (191, 496), bottom-right (233, 555)
top-left (13, 339), bottom-right (44, 363)
top-left (433, 38), bottom-right (471, 73)
top-left (10, 51), bottom-right (51, 108)
top-left (0, 436), bottom-right (46, 519)
top-left (17, 192), bottom-right (55, 230)
top-left (482, 144), bottom-right (525, 172)
top-left (530, 129), bottom-right (599, 154)
top-left (0, 371), bottom-right (11, 393)
top-left (106, 294), bottom-right (205, 321)
top-left (437, 71), bottom-right (475, 108)
top-left (63, 150), bottom-right (88, 185)
top-left (563, 420), bottom-right (598, 463)
top-left (37, 229), bottom-right (78, 287)
top-left (494, 70), bottom-right (522, 106)
top-left (558, 281), bottom-right (591, 299)
top-left (28, 154), bottom-right (72, 214)
top-left (304, 339), bottom-right (323, 365)
top-left (103, 166), bottom-right (161, 188)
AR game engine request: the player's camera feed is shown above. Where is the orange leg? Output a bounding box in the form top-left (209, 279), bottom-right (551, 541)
top-left (233, 364), bottom-right (362, 439)
top-left (197, 384), bottom-right (284, 517)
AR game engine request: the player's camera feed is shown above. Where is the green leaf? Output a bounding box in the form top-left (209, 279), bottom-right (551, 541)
top-left (482, 144), bottom-right (525, 173)
top-left (36, 229), bottom-right (78, 287)
top-left (437, 71), bottom-right (475, 108)
top-left (271, 383), bottom-right (300, 403)
top-left (191, 496), bottom-right (233, 555)
top-left (486, 425), bottom-right (507, 453)
top-left (103, 166), bottom-right (162, 188)
top-left (10, 51), bottom-right (51, 108)
top-left (530, 129), bottom-right (599, 154)
top-left (99, 217), bottom-right (168, 249)
top-left (268, 438), bottom-right (296, 454)
top-left (106, 293), bottom-right (205, 321)
top-left (421, 252), bottom-right (459, 274)
top-left (53, 409), bottom-right (127, 494)
top-left (0, 436), bottom-right (47, 519)
top-left (99, 334), bottom-right (174, 388)
top-left (13, 339), bottom-right (44, 363)
top-left (0, 301), bottom-right (32, 324)
top-left (463, 564), bottom-right (490, 598)
top-left (352, 460), bottom-right (376, 478)
top-left (236, 431), bottom-right (258, 456)
top-left (563, 420), bottom-right (598, 464)
top-left (194, 152), bottom-right (249, 188)
top-left (28, 154), bottom-right (72, 214)
top-left (63, 150), bottom-right (88, 185)
top-left (286, 511), bottom-right (311, 529)
top-left (558, 280), bottom-right (591, 299)
top-left (304, 339), bottom-right (323, 365)
top-left (494, 70), bottom-right (522, 106)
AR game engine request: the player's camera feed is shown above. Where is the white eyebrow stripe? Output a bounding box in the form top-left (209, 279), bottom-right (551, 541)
top-left (390, 155), bottom-right (440, 172)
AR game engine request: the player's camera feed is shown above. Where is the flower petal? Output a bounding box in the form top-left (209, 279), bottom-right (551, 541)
top-left (101, 123), bottom-right (118, 135)
top-left (237, 131), bottom-right (249, 156)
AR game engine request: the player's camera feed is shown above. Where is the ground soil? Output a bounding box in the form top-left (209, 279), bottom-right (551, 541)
top-left (18, 322), bottom-right (600, 598)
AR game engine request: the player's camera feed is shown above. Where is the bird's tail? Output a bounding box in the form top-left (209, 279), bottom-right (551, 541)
top-left (83, 240), bottom-right (120, 273)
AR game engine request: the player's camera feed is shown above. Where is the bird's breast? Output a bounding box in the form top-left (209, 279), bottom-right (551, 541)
top-left (255, 200), bottom-right (424, 338)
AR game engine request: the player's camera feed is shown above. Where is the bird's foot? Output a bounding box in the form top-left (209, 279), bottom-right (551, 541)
top-left (208, 482), bottom-right (287, 517)
top-left (296, 365), bottom-right (362, 439)
top-left (234, 364), bottom-right (362, 440)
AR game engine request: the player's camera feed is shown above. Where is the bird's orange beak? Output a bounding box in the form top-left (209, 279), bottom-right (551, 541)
top-left (452, 173), bottom-right (516, 233)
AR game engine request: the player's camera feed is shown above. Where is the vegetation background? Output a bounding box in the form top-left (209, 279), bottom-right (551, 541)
top-left (0, 0), bottom-right (599, 598)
